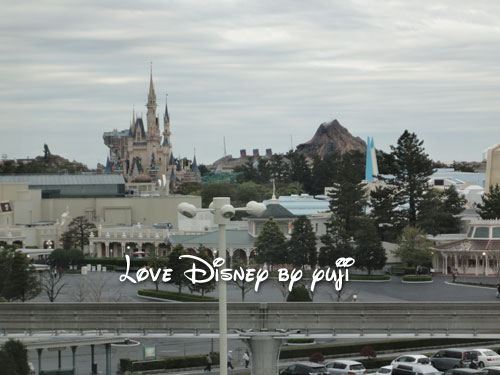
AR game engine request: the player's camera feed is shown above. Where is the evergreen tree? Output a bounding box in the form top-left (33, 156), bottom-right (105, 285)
top-left (61, 216), bottom-right (96, 251)
top-left (353, 217), bottom-right (386, 275)
top-left (369, 185), bottom-right (402, 242)
top-left (417, 186), bottom-right (465, 235)
top-left (255, 217), bottom-right (288, 268)
top-left (327, 153), bottom-right (367, 235)
top-left (1, 339), bottom-right (29, 375)
top-left (319, 218), bottom-right (354, 267)
top-left (389, 131), bottom-right (434, 225)
top-left (167, 244), bottom-right (190, 293)
top-left (287, 216), bottom-right (317, 268)
top-left (1, 249), bottom-right (41, 302)
top-left (395, 226), bottom-right (433, 268)
top-left (286, 285), bottom-right (312, 302)
top-left (287, 151), bottom-right (313, 192)
top-left (478, 184), bottom-right (500, 219)
top-left (310, 153), bottom-right (341, 196)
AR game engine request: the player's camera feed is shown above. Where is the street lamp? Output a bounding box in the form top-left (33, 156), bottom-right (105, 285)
top-left (482, 252), bottom-right (487, 276)
top-left (177, 198), bottom-right (266, 375)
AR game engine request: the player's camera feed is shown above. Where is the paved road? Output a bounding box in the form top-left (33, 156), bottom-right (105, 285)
top-left (32, 272), bottom-right (500, 303)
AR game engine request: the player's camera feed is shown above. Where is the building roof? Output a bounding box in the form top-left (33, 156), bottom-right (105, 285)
top-left (169, 229), bottom-right (255, 247)
top-left (0, 174), bottom-right (125, 186)
top-left (264, 195), bottom-right (330, 216)
top-left (103, 129), bottom-right (129, 137)
top-left (247, 202), bottom-right (296, 220)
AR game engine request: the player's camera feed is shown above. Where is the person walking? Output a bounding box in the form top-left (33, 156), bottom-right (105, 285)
top-left (227, 350), bottom-right (234, 369)
top-left (243, 350), bottom-right (250, 368)
top-left (204, 353), bottom-right (212, 372)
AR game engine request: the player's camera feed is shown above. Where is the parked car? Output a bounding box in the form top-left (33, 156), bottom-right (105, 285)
top-left (392, 363), bottom-right (441, 375)
top-left (430, 349), bottom-right (479, 371)
top-left (443, 369), bottom-right (487, 375)
top-left (325, 360), bottom-right (367, 375)
top-left (472, 349), bottom-right (500, 368)
top-left (482, 366), bottom-right (500, 375)
top-left (280, 362), bottom-right (329, 375)
top-left (392, 355), bottom-right (431, 366)
top-left (374, 365), bottom-right (393, 375)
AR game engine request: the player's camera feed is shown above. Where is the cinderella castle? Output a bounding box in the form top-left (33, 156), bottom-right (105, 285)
top-left (103, 71), bottom-right (201, 185)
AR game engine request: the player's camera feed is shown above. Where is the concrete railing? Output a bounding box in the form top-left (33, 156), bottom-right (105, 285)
top-left (1, 302), bottom-right (500, 334)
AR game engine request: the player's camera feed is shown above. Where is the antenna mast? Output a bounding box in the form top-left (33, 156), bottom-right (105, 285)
top-left (223, 136), bottom-right (227, 156)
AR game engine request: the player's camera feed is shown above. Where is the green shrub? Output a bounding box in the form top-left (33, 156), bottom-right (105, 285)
top-left (286, 286), bottom-right (312, 302)
top-left (350, 275), bottom-right (390, 281)
top-left (138, 289), bottom-right (218, 302)
top-left (390, 265), bottom-right (415, 275)
top-left (279, 338), bottom-right (495, 360)
top-left (120, 358), bottom-right (133, 372)
top-left (402, 275), bottom-right (432, 282)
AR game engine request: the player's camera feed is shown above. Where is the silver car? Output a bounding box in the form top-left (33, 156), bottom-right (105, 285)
top-left (325, 360), bottom-right (367, 375)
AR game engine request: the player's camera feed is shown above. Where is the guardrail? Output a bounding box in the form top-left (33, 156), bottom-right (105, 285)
top-left (1, 302), bottom-right (499, 335)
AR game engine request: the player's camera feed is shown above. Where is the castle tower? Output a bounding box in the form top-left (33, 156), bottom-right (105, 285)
top-left (163, 94), bottom-right (171, 147)
top-left (146, 66), bottom-right (159, 137)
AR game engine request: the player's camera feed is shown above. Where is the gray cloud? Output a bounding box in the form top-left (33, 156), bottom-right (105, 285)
top-left (1, 0), bottom-right (500, 167)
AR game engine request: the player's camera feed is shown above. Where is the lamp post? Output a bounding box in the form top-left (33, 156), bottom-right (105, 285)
top-left (482, 251), bottom-right (487, 276)
top-left (178, 198), bottom-right (265, 375)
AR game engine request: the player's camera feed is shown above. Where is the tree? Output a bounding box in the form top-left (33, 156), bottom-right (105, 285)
top-left (286, 286), bottom-right (312, 302)
top-left (287, 216), bottom-right (317, 268)
top-left (167, 244), bottom-right (190, 293)
top-left (231, 258), bottom-right (255, 302)
top-left (1, 339), bottom-right (29, 375)
top-left (389, 131), bottom-right (434, 225)
top-left (41, 271), bottom-right (66, 302)
top-left (394, 227), bottom-right (433, 268)
top-left (48, 248), bottom-right (84, 270)
top-left (360, 346), bottom-right (376, 359)
top-left (188, 247), bottom-right (216, 297)
top-left (370, 185), bottom-right (402, 242)
top-left (287, 151), bottom-right (313, 193)
top-left (417, 187), bottom-right (465, 235)
top-left (147, 253), bottom-right (169, 291)
top-left (354, 217), bottom-right (387, 275)
top-left (478, 184), bottom-right (500, 219)
top-left (61, 216), bottom-right (96, 251)
top-left (255, 218), bottom-right (288, 269)
top-left (0, 248), bottom-right (41, 302)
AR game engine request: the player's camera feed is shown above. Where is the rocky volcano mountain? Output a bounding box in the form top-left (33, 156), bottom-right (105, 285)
top-left (296, 119), bottom-right (366, 159)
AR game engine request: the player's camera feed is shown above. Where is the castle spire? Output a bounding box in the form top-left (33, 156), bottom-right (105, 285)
top-left (148, 62), bottom-right (156, 105)
top-left (146, 63), bottom-right (158, 135)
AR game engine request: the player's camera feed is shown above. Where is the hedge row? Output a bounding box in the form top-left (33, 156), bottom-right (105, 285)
top-left (402, 275), bottom-right (433, 282)
top-left (391, 266), bottom-right (430, 275)
top-left (279, 338), bottom-right (495, 360)
top-left (84, 257), bottom-right (148, 268)
top-left (121, 352), bottom-right (220, 372)
top-left (138, 289), bottom-right (218, 302)
top-left (350, 275), bottom-right (390, 281)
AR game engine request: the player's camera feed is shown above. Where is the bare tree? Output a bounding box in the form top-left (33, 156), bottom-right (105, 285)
top-left (490, 250), bottom-right (500, 277)
top-left (72, 280), bottom-right (88, 302)
top-left (41, 271), bottom-right (66, 302)
top-left (87, 275), bottom-right (108, 302)
top-left (231, 259), bottom-right (256, 302)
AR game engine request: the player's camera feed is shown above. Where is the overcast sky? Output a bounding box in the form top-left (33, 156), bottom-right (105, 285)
top-left (1, 0), bottom-right (500, 168)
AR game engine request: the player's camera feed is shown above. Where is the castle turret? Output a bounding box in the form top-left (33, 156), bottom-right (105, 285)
top-left (163, 94), bottom-right (171, 146)
top-left (146, 66), bottom-right (159, 136)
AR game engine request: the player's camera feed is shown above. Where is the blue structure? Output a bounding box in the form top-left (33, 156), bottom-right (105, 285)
top-left (364, 137), bottom-right (379, 182)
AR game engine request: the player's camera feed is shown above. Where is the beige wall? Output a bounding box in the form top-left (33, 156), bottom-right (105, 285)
top-left (485, 144), bottom-right (500, 193)
top-left (40, 195), bottom-right (200, 227)
top-left (0, 183), bottom-right (42, 224)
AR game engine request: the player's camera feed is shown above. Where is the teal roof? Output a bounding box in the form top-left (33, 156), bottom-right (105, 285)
top-left (169, 229), bottom-right (255, 247)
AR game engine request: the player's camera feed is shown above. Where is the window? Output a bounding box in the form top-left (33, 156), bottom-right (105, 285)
top-left (467, 227), bottom-right (474, 237)
top-left (334, 363), bottom-right (347, 369)
top-left (473, 227), bottom-right (489, 238)
top-left (492, 227), bottom-right (500, 238)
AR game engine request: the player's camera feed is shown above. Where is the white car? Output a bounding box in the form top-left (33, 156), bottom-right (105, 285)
top-left (472, 349), bottom-right (500, 368)
top-left (373, 365), bottom-right (392, 375)
top-left (325, 360), bottom-right (367, 375)
top-left (391, 355), bottom-right (431, 367)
